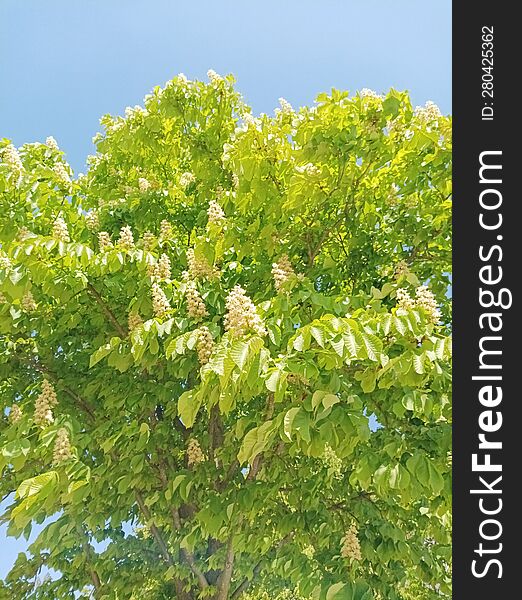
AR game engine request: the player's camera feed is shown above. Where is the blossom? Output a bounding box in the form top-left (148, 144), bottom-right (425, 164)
top-left (415, 285), bottom-right (440, 324)
top-left (207, 200), bottom-right (226, 226)
top-left (21, 290), bottom-right (37, 312)
top-left (118, 225), bottom-right (135, 250)
top-left (151, 283), bottom-right (170, 318)
top-left (180, 172), bottom-right (196, 188)
top-left (224, 285), bottom-right (266, 338)
top-left (138, 177), bottom-right (151, 193)
top-left (207, 69), bottom-right (223, 86)
top-left (196, 326), bottom-right (214, 364)
top-left (98, 231), bottom-right (113, 251)
top-left (157, 253), bottom-right (171, 280)
top-left (45, 136), bottom-right (59, 150)
top-left (53, 162), bottom-right (71, 186)
top-left (295, 162), bottom-right (320, 176)
top-left (0, 252), bottom-right (11, 270)
top-left (53, 428), bottom-right (73, 464)
top-left (34, 379), bottom-right (58, 427)
top-left (187, 438), bottom-right (205, 466)
top-left (9, 404), bottom-right (22, 424)
top-left (128, 311), bottom-right (143, 332)
top-left (52, 217), bottom-right (70, 243)
top-left (159, 220), bottom-right (173, 240)
top-left (396, 288), bottom-right (415, 310)
top-left (1, 144), bottom-right (24, 174)
top-left (271, 254), bottom-right (295, 292)
top-left (278, 97), bottom-right (293, 114)
top-left (85, 211), bottom-right (99, 231)
top-left (186, 282), bottom-right (208, 319)
top-left (187, 248), bottom-right (217, 279)
top-left (414, 101), bottom-right (442, 122)
top-left (341, 525), bottom-right (362, 561)
top-left (359, 88), bottom-right (382, 100)
top-left (323, 443), bottom-right (342, 477)
top-left (142, 231), bottom-right (156, 250)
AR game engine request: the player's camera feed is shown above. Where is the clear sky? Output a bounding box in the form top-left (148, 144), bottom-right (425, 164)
top-left (0, 0), bottom-right (451, 581)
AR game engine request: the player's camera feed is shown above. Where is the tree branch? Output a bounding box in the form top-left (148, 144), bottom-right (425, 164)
top-left (230, 533), bottom-right (294, 599)
top-left (134, 490), bottom-right (174, 567)
top-left (76, 523), bottom-right (102, 591)
top-left (87, 282), bottom-right (128, 338)
top-left (171, 506), bottom-right (210, 590)
top-left (216, 535), bottom-right (235, 600)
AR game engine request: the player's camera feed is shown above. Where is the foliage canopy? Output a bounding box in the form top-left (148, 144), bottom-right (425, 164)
top-left (0, 72), bottom-right (452, 600)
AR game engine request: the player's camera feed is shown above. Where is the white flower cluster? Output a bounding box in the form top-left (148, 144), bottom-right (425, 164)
top-left (359, 88), bottom-right (382, 101)
top-left (147, 253), bottom-right (171, 282)
top-left (239, 112), bottom-right (262, 132)
top-left (341, 525), bottom-right (362, 561)
top-left (53, 217), bottom-right (70, 242)
top-left (151, 283), bottom-right (170, 318)
top-left (118, 226), bottom-right (135, 250)
top-left (295, 162), bottom-right (320, 177)
top-left (187, 438), bottom-right (205, 466)
top-left (187, 248), bottom-right (217, 279)
top-left (53, 163), bottom-right (71, 186)
top-left (1, 144), bottom-right (24, 174)
top-left (207, 200), bottom-right (226, 226)
top-left (124, 105), bottom-right (148, 120)
top-left (186, 282), bottom-right (208, 319)
top-left (0, 292), bottom-right (6, 303)
top-left (179, 172), bottom-right (196, 188)
top-left (53, 428), bottom-right (73, 464)
top-left (138, 177), bottom-right (151, 193)
top-left (21, 290), bottom-right (37, 312)
top-left (85, 210), bottom-right (99, 232)
top-left (396, 288), bottom-right (416, 310)
top-left (207, 69), bottom-right (223, 86)
top-left (142, 231), bottom-right (156, 250)
top-left (0, 252), bottom-right (11, 270)
top-left (323, 443), bottom-right (343, 477)
top-left (18, 227), bottom-right (31, 241)
top-left (98, 231), bottom-right (113, 251)
top-left (278, 97), bottom-right (293, 114)
top-left (224, 285), bottom-right (267, 338)
top-left (271, 254), bottom-right (295, 292)
top-left (414, 101), bottom-right (442, 123)
top-left (157, 254), bottom-right (171, 280)
top-left (45, 136), bottom-right (59, 150)
top-left (302, 544), bottom-right (316, 559)
top-left (396, 286), bottom-right (440, 323)
top-left (34, 379), bottom-right (58, 427)
top-left (128, 311), bottom-right (143, 332)
top-left (222, 143), bottom-right (233, 164)
top-left (160, 219), bottom-right (173, 240)
top-left (415, 285), bottom-right (440, 324)
top-left (196, 326), bottom-right (214, 364)
top-left (9, 404), bottom-right (22, 424)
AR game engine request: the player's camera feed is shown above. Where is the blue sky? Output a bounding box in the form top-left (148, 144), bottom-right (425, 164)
top-left (0, 0), bottom-right (451, 581)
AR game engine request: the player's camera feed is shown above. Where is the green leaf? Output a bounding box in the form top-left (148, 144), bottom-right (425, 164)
top-left (230, 339), bottom-right (249, 370)
top-left (178, 390), bottom-right (202, 428)
top-left (16, 472), bottom-right (58, 499)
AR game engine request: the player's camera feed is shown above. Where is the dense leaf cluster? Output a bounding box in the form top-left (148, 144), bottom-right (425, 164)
top-left (1, 72), bottom-right (451, 599)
